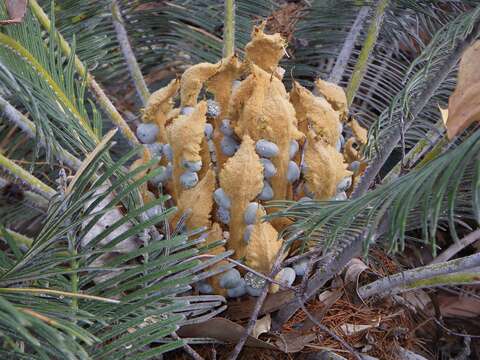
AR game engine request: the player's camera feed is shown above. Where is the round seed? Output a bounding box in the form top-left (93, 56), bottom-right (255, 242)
top-left (217, 206), bottom-right (230, 224)
top-left (289, 140), bottom-right (299, 159)
top-left (258, 181), bottom-right (274, 201)
top-left (293, 260), bottom-right (308, 276)
top-left (180, 171), bottom-right (198, 189)
top-left (151, 164), bottom-right (172, 185)
top-left (287, 161), bottom-right (300, 183)
top-left (204, 123), bottom-right (214, 139)
top-left (220, 119), bottom-right (234, 136)
top-left (246, 285), bottom-right (264, 297)
top-left (299, 196), bottom-right (312, 202)
top-left (221, 136), bottom-right (239, 156)
top-left (244, 271), bottom-right (266, 289)
top-left (145, 204), bottom-right (162, 220)
top-left (332, 191), bottom-right (347, 201)
top-left (180, 106), bottom-right (194, 116)
top-left (244, 202), bottom-right (261, 225)
top-left (162, 144), bottom-right (173, 161)
top-left (197, 281), bottom-right (213, 294)
top-left (277, 267), bottom-right (296, 287)
top-left (255, 139), bottom-right (279, 158)
top-left (182, 160), bottom-right (202, 172)
top-left (206, 99), bottom-right (220, 118)
top-left (243, 224), bottom-right (254, 244)
top-left (232, 80), bottom-right (241, 91)
top-left (336, 176), bottom-right (352, 192)
top-left (227, 279), bottom-right (246, 298)
top-left (213, 188), bottom-right (231, 209)
top-left (348, 160), bottom-right (360, 174)
top-left (145, 142), bottom-right (163, 159)
top-left (260, 158), bottom-right (276, 178)
top-left (219, 268), bottom-right (241, 289)
top-left (136, 123), bottom-right (159, 144)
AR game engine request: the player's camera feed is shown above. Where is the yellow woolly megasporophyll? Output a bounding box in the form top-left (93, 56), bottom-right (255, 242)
top-left (136, 24), bottom-right (367, 297)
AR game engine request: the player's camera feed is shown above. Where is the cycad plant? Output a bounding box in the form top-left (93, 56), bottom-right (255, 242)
top-left (0, 0), bottom-right (479, 359)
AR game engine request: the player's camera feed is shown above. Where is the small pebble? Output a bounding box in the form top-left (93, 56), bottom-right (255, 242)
top-left (277, 267), bottom-right (296, 287)
top-left (255, 139), bottom-right (279, 158)
top-left (180, 106), bottom-right (194, 116)
top-left (219, 269), bottom-right (241, 289)
top-left (244, 202), bottom-right (261, 225)
top-left (293, 260), bottom-right (308, 276)
top-left (197, 281), bottom-right (213, 294)
top-left (299, 196), bottom-right (312, 202)
top-left (162, 144), bottom-right (173, 161)
top-left (243, 224), bottom-right (254, 244)
top-left (258, 181), bottom-right (274, 201)
top-left (206, 99), bottom-right (220, 118)
top-left (180, 171), bottom-right (198, 189)
top-left (204, 123), bottom-right (214, 139)
top-left (227, 279), bottom-right (246, 298)
top-left (220, 119), bottom-right (234, 136)
top-left (213, 188), bottom-right (231, 209)
top-left (217, 206), bottom-right (230, 224)
top-left (182, 160), bottom-right (202, 172)
top-left (336, 176), bottom-right (352, 192)
top-left (289, 140), bottom-right (299, 159)
top-left (145, 142), bottom-right (163, 159)
top-left (145, 204), bottom-right (162, 220)
top-left (260, 158), bottom-right (276, 178)
top-left (136, 123), bottom-right (159, 144)
top-left (221, 136), bottom-right (239, 156)
top-left (287, 161), bottom-right (300, 183)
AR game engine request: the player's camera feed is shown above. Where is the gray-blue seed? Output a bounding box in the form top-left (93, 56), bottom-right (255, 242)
top-left (182, 160), bottom-right (202, 172)
top-left (206, 99), bottom-right (220, 118)
top-left (255, 139), bottom-right (279, 158)
top-left (336, 176), bottom-right (352, 192)
top-left (151, 165), bottom-right (172, 185)
top-left (220, 119), bottom-right (234, 136)
top-left (293, 260), bottom-right (308, 276)
top-left (258, 181), bottom-right (274, 201)
top-left (243, 224), bottom-right (254, 244)
top-left (145, 142), bottom-right (163, 158)
top-left (219, 269), bottom-right (241, 289)
top-left (162, 144), bottom-right (173, 161)
top-left (213, 188), bottom-right (231, 209)
top-left (221, 136), bottom-right (239, 156)
top-left (136, 123), bottom-right (159, 144)
top-left (217, 207), bottom-right (230, 224)
top-left (332, 191), bottom-right (347, 201)
top-left (246, 285), bottom-right (264, 297)
top-left (204, 123), bottom-right (214, 139)
top-left (180, 106), bottom-right (194, 116)
top-left (227, 279), bottom-right (246, 298)
top-left (180, 171), bottom-right (198, 189)
top-left (198, 281), bottom-right (213, 294)
top-left (277, 267), bottom-right (296, 286)
top-left (299, 196), bottom-right (312, 202)
top-left (287, 161), bottom-right (300, 183)
top-left (289, 140), bottom-right (299, 159)
top-left (244, 202), bottom-right (261, 225)
top-left (260, 158), bottom-right (276, 178)
top-left (348, 160), bottom-right (360, 174)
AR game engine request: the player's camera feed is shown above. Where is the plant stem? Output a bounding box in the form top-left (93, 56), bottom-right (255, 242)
top-left (0, 95), bottom-right (82, 170)
top-left (358, 252), bottom-right (480, 299)
top-left (345, 0), bottom-right (389, 106)
top-left (28, 0), bottom-right (141, 149)
top-left (223, 0), bottom-right (235, 58)
top-left (111, 0), bottom-right (150, 106)
top-left (0, 152), bottom-right (55, 199)
top-left (328, 6), bottom-right (370, 85)
top-left (431, 228), bottom-right (480, 264)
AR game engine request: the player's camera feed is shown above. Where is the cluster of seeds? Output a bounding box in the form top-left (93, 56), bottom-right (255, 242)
top-left (133, 24), bottom-right (367, 297)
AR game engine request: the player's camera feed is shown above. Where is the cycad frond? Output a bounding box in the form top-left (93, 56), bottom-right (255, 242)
top-left (271, 128), bottom-right (480, 254)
